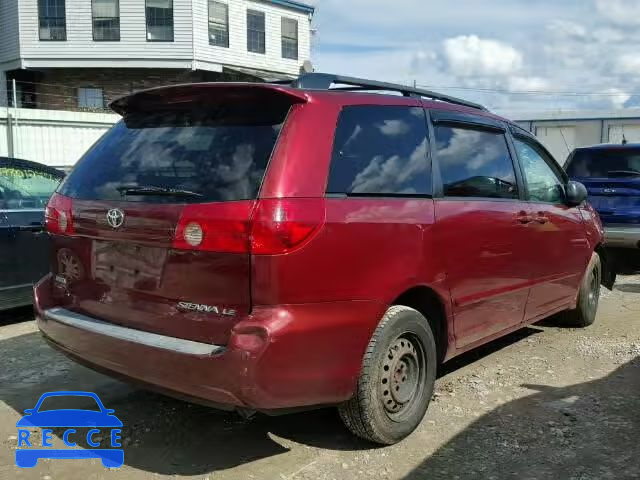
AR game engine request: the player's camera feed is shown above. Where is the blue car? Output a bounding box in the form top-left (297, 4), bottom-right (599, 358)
top-left (15, 391), bottom-right (124, 468)
top-left (566, 144), bottom-right (640, 273)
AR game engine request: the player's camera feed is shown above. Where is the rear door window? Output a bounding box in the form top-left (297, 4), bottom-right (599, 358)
top-left (327, 105), bottom-right (431, 196)
top-left (59, 104), bottom-right (290, 203)
top-left (433, 125), bottom-right (518, 199)
top-left (566, 149), bottom-right (640, 178)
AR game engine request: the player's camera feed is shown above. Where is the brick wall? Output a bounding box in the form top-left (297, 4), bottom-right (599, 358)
top-left (33, 68), bottom-right (253, 111)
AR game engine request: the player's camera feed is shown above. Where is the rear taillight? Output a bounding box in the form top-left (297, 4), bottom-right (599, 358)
top-left (173, 201), bottom-right (253, 253)
top-left (250, 198), bottom-right (325, 255)
top-left (45, 193), bottom-right (75, 235)
top-left (172, 198), bottom-right (325, 255)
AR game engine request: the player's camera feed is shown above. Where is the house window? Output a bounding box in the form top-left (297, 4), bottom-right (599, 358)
top-left (247, 10), bottom-right (265, 54)
top-left (92, 0), bottom-right (120, 41)
top-left (281, 18), bottom-right (298, 60)
top-left (78, 88), bottom-right (104, 109)
top-left (146, 0), bottom-right (174, 41)
top-left (208, 1), bottom-right (229, 47)
top-left (38, 0), bottom-right (66, 41)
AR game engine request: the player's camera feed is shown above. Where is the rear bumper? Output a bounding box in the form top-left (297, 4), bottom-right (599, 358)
top-left (34, 274), bottom-right (384, 411)
top-left (604, 225), bottom-right (640, 248)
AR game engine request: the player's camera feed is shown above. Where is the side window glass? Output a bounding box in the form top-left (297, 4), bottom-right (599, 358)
top-left (327, 106), bottom-right (430, 196)
top-left (0, 166), bottom-right (62, 210)
top-left (434, 125), bottom-right (518, 199)
top-left (514, 138), bottom-right (565, 204)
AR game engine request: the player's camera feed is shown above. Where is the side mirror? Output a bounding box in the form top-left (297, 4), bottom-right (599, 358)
top-left (566, 181), bottom-right (588, 207)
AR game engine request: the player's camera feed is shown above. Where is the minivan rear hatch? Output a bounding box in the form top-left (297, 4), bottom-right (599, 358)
top-left (566, 147), bottom-right (640, 225)
top-left (48, 84), bottom-right (305, 345)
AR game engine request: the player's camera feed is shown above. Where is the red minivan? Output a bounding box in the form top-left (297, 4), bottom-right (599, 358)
top-left (34, 74), bottom-right (614, 444)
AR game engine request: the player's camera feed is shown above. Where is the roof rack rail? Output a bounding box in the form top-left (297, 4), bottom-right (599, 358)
top-left (281, 73), bottom-right (488, 111)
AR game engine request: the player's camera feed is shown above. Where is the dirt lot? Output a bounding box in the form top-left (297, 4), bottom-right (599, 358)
top-left (1, 277), bottom-right (639, 480)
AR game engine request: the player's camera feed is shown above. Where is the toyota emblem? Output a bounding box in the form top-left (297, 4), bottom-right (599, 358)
top-left (106, 208), bottom-right (125, 229)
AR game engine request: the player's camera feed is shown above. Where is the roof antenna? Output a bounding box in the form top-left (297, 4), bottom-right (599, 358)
top-left (622, 133), bottom-right (628, 145)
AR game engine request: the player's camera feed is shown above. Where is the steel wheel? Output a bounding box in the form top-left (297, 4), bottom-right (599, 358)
top-left (558, 252), bottom-right (602, 327)
top-left (587, 262), bottom-right (601, 316)
top-left (379, 334), bottom-right (427, 421)
top-left (338, 306), bottom-right (437, 444)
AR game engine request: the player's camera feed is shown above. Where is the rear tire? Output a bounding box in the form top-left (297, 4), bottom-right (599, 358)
top-left (338, 306), bottom-right (437, 445)
top-left (560, 252), bottom-right (601, 327)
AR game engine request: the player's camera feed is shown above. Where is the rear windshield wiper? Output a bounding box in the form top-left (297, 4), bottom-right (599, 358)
top-left (606, 169), bottom-right (640, 177)
top-left (116, 185), bottom-right (203, 197)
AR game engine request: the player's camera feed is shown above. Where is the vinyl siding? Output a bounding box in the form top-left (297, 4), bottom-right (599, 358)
top-left (12, 0), bottom-right (312, 75)
top-left (0, 0), bottom-right (21, 64)
top-left (192, 0), bottom-right (311, 76)
top-left (18, 0), bottom-right (193, 61)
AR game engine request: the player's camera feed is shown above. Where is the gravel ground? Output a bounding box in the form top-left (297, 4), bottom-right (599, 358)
top-left (1, 276), bottom-right (638, 480)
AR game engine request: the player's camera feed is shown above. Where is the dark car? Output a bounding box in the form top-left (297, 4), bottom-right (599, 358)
top-left (34, 74), bottom-right (613, 445)
top-left (566, 144), bottom-right (640, 272)
top-left (0, 157), bottom-right (64, 310)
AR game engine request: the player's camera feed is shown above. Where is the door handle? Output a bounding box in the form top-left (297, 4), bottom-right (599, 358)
top-left (516, 211), bottom-right (533, 224)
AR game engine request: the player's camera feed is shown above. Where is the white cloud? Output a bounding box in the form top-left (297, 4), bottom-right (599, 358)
top-left (506, 76), bottom-right (550, 92)
top-left (311, 0), bottom-right (640, 113)
top-left (593, 27), bottom-right (625, 43)
top-left (595, 0), bottom-right (640, 27)
top-left (614, 53), bottom-right (640, 76)
top-left (604, 88), bottom-right (631, 109)
top-left (410, 50), bottom-right (438, 74)
top-left (546, 19), bottom-right (587, 39)
top-left (442, 35), bottom-right (523, 77)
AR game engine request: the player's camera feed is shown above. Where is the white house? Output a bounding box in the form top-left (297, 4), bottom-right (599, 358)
top-left (0, 0), bottom-right (314, 110)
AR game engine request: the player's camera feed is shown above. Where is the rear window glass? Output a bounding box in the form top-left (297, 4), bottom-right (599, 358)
top-left (327, 106), bottom-right (431, 196)
top-left (59, 104), bottom-right (290, 203)
top-left (566, 149), bottom-right (640, 178)
top-left (0, 166), bottom-right (61, 210)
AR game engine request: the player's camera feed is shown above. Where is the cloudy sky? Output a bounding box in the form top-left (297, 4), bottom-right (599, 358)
top-left (308, 0), bottom-right (640, 115)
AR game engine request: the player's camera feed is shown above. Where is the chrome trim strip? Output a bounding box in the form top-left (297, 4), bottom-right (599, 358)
top-left (43, 307), bottom-right (225, 356)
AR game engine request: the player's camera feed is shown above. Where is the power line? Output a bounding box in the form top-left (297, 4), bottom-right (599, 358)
top-left (415, 83), bottom-right (640, 97)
